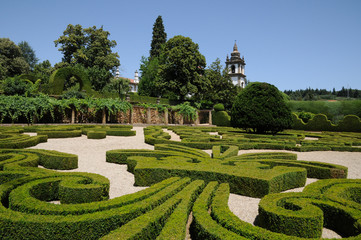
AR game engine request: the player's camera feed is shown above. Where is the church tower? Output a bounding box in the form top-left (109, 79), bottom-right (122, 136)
top-left (225, 42), bottom-right (246, 88)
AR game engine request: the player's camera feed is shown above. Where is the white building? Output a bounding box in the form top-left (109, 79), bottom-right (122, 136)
top-left (115, 68), bottom-right (139, 93)
top-left (225, 42), bottom-right (246, 88)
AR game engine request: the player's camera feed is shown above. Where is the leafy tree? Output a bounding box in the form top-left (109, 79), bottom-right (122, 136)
top-left (18, 41), bottom-right (39, 70)
top-left (54, 24), bottom-right (119, 90)
top-left (150, 16), bottom-right (167, 59)
top-left (158, 35), bottom-right (206, 100)
top-left (87, 66), bottom-right (113, 91)
top-left (138, 56), bottom-right (160, 97)
top-left (0, 38), bottom-right (29, 79)
top-left (33, 60), bottom-right (53, 83)
top-left (202, 58), bottom-right (238, 110)
top-left (231, 82), bottom-right (292, 134)
top-left (1, 76), bottom-right (40, 97)
top-left (103, 77), bottom-right (130, 99)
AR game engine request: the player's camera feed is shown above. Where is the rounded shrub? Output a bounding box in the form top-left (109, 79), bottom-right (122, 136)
top-left (213, 103), bottom-right (225, 112)
top-left (230, 82), bottom-right (292, 134)
top-left (337, 115), bottom-right (361, 132)
top-left (212, 111), bottom-right (230, 126)
top-left (87, 131), bottom-right (107, 139)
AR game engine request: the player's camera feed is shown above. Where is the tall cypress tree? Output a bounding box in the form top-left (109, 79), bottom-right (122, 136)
top-left (150, 16), bottom-right (167, 59)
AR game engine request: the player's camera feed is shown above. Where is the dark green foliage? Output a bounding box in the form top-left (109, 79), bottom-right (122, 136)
top-left (296, 111), bottom-right (315, 123)
top-left (18, 41), bottom-right (39, 70)
top-left (214, 103), bottom-right (225, 112)
top-left (0, 38), bottom-right (30, 79)
top-left (54, 24), bottom-right (119, 72)
top-left (138, 56), bottom-right (161, 97)
top-left (231, 82), bottom-right (292, 134)
top-left (150, 16), bottom-right (167, 59)
top-left (1, 76), bottom-right (29, 95)
top-left (48, 66), bottom-right (92, 95)
top-left (158, 35), bottom-right (206, 100)
top-left (306, 114), bottom-right (336, 131)
top-left (212, 111), bottom-right (231, 126)
top-left (202, 59), bottom-right (239, 110)
top-left (337, 115), bottom-right (361, 132)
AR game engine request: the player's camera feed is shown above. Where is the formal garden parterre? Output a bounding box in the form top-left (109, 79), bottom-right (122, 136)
top-left (0, 124), bottom-right (360, 239)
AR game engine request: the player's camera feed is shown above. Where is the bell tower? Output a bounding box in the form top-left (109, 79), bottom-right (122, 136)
top-left (225, 41), bottom-right (246, 88)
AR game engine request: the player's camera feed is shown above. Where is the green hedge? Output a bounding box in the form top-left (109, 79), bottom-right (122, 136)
top-left (37, 130), bottom-right (82, 138)
top-left (190, 181), bottom-right (247, 239)
top-left (106, 144), bottom-right (347, 198)
top-left (259, 179), bottom-right (361, 238)
top-left (101, 180), bottom-right (204, 240)
top-left (48, 66), bottom-right (92, 95)
top-left (0, 133), bottom-right (47, 148)
top-left (87, 131), bottom-right (106, 139)
top-left (212, 111), bottom-right (231, 126)
top-left (292, 113), bottom-right (361, 132)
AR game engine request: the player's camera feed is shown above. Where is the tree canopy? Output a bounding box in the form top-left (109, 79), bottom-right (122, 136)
top-left (158, 35), bottom-right (206, 100)
top-left (231, 82), bottom-right (292, 134)
top-left (202, 58), bottom-right (239, 109)
top-left (18, 41), bottom-right (39, 70)
top-left (138, 56), bottom-right (160, 97)
top-left (150, 16), bottom-right (167, 59)
top-left (54, 24), bottom-right (120, 72)
top-left (0, 38), bottom-right (30, 79)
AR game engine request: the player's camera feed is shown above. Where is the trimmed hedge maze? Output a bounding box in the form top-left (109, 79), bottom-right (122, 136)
top-left (1, 147), bottom-right (360, 239)
top-left (107, 144), bottom-right (347, 198)
top-left (144, 125), bottom-right (361, 152)
top-left (1, 124), bottom-right (360, 239)
top-left (0, 125), bottom-right (136, 147)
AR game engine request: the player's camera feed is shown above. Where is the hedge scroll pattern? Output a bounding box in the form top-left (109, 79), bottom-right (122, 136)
top-left (106, 144), bottom-right (347, 198)
top-left (144, 125), bottom-right (361, 152)
top-left (0, 132), bottom-right (359, 238)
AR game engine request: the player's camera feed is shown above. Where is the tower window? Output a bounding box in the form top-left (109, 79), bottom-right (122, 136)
top-left (231, 65), bottom-right (235, 73)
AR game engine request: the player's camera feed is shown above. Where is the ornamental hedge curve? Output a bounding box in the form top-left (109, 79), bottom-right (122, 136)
top-left (48, 66), bottom-right (92, 95)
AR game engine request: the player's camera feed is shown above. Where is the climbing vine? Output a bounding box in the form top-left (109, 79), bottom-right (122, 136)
top-left (0, 95), bottom-right (132, 124)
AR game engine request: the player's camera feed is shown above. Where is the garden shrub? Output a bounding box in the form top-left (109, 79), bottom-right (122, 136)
top-left (337, 115), bottom-right (361, 132)
top-left (0, 133), bottom-right (47, 148)
top-left (305, 114), bottom-right (336, 131)
top-left (48, 66), bottom-right (92, 95)
top-left (213, 103), bottom-right (225, 112)
top-left (212, 110), bottom-right (231, 126)
top-left (231, 82), bottom-right (292, 134)
top-left (36, 130), bottom-right (82, 138)
top-left (87, 131), bottom-right (106, 139)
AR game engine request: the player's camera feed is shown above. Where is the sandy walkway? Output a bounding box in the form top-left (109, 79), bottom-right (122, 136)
top-left (28, 127), bottom-right (361, 239)
top-left (29, 127), bottom-right (153, 198)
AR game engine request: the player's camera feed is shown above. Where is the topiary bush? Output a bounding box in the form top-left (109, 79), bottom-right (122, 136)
top-left (212, 111), bottom-right (231, 126)
top-left (48, 66), bottom-right (92, 95)
top-left (337, 115), bottom-right (361, 132)
top-left (213, 103), bottom-right (225, 112)
top-left (87, 131), bottom-right (106, 139)
top-left (231, 82), bottom-right (292, 134)
top-left (305, 114), bottom-right (336, 131)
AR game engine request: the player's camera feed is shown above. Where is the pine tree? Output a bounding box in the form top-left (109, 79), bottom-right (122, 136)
top-left (150, 16), bottom-right (167, 59)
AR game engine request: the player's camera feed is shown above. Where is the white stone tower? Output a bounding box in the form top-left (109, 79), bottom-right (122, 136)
top-left (225, 42), bottom-right (246, 88)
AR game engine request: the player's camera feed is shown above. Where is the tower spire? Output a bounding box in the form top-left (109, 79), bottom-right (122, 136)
top-left (233, 40), bottom-right (238, 52)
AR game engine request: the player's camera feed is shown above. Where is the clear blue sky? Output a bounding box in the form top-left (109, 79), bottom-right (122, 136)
top-left (1, 0), bottom-right (360, 91)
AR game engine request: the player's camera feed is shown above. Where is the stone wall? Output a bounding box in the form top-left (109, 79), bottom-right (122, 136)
top-left (61, 106), bottom-right (212, 125)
